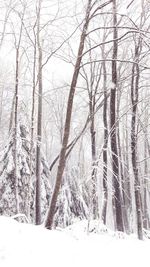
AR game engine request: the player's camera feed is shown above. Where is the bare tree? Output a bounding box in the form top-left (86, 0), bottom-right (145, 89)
top-left (101, 59), bottom-right (108, 225)
top-left (130, 38), bottom-right (143, 240)
top-left (13, 4), bottom-right (26, 214)
top-left (45, 0), bottom-right (92, 229)
top-left (35, 0), bottom-right (43, 225)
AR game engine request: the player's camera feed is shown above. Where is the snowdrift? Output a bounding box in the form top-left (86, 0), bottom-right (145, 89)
top-left (0, 216), bottom-right (149, 267)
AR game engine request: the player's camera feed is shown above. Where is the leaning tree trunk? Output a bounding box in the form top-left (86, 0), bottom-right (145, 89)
top-left (45, 0), bottom-right (92, 229)
top-left (110, 0), bottom-right (124, 232)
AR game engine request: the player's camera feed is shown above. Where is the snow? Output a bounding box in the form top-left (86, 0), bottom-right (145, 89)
top-left (0, 216), bottom-right (149, 267)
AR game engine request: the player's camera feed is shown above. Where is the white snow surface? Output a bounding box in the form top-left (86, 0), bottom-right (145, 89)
top-left (0, 216), bottom-right (149, 267)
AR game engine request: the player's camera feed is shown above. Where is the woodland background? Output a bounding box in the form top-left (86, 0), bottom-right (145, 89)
top-left (0, 0), bottom-right (150, 240)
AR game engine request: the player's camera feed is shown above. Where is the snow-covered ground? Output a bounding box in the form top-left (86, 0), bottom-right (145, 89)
top-left (0, 216), bottom-right (149, 267)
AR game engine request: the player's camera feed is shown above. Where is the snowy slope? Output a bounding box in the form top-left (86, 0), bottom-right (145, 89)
top-left (0, 216), bottom-right (149, 267)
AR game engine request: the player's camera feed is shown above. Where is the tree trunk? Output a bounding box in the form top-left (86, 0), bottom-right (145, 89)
top-left (110, 0), bottom-right (124, 232)
top-left (9, 94), bottom-right (15, 133)
top-left (13, 12), bottom-right (24, 214)
top-left (14, 47), bottom-right (20, 214)
top-left (101, 60), bottom-right (108, 225)
top-left (89, 91), bottom-right (97, 219)
top-left (28, 31), bottom-right (37, 221)
top-left (116, 80), bottom-right (130, 233)
top-left (130, 41), bottom-right (143, 240)
top-left (45, 0), bottom-right (92, 229)
top-left (143, 118), bottom-right (149, 229)
top-left (35, 0), bottom-right (43, 225)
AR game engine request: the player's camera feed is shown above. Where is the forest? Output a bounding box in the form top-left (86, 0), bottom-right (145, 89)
top-left (0, 0), bottom-right (150, 241)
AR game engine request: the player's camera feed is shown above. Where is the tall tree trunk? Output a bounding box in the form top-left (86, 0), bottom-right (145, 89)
top-left (35, 0), bottom-right (43, 225)
top-left (13, 11), bottom-right (24, 214)
top-left (101, 60), bottom-right (108, 225)
top-left (28, 31), bottom-right (37, 221)
top-left (0, 85), bottom-right (4, 127)
top-left (110, 0), bottom-right (124, 232)
top-left (123, 111), bottom-right (132, 232)
top-left (89, 93), bottom-right (97, 219)
top-left (45, 0), bottom-right (92, 229)
top-left (9, 94), bottom-right (15, 133)
top-left (116, 80), bottom-right (130, 233)
top-left (14, 47), bottom-right (20, 214)
top-left (131, 41), bottom-right (143, 240)
top-left (143, 113), bottom-right (149, 229)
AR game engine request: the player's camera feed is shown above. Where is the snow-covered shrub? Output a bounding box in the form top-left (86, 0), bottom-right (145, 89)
top-left (0, 124), bottom-right (51, 222)
top-left (54, 167), bottom-right (89, 227)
